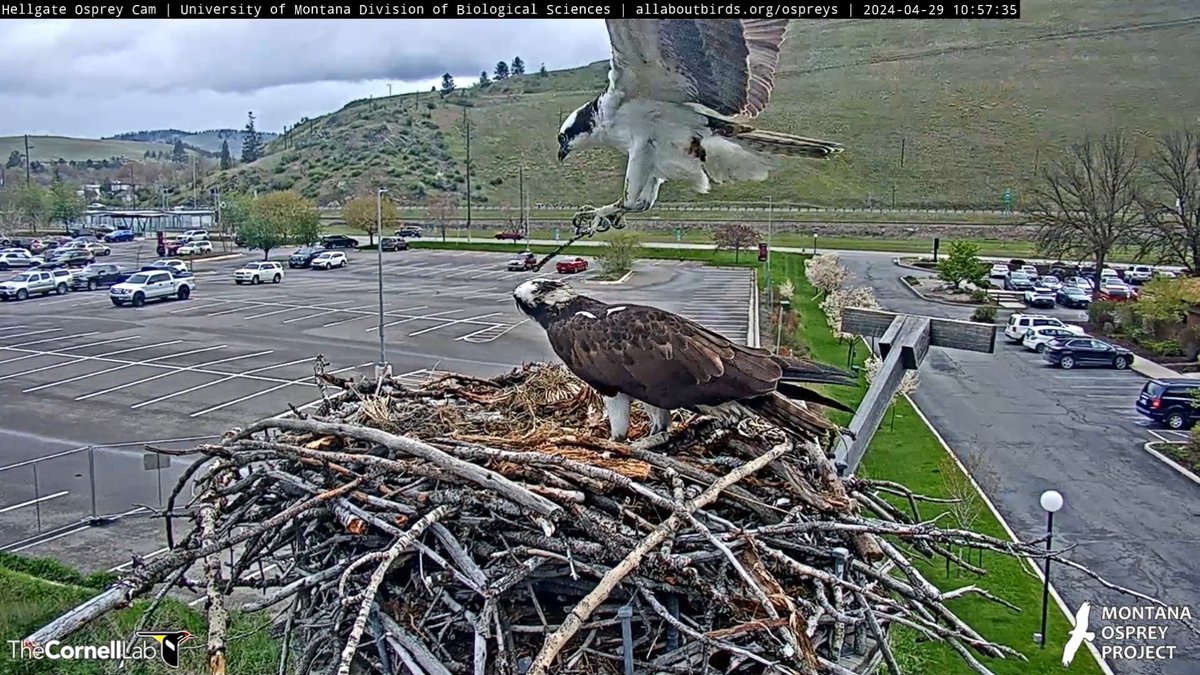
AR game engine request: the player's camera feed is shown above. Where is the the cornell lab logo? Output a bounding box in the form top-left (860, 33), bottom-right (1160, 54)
top-left (137, 630), bottom-right (193, 667)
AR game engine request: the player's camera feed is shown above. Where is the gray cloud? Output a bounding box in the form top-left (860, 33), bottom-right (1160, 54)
top-left (0, 19), bottom-right (610, 136)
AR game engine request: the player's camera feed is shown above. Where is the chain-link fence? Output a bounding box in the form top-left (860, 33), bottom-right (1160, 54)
top-left (0, 436), bottom-right (218, 551)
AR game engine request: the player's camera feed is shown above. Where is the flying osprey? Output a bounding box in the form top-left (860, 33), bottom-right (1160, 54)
top-left (513, 278), bottom-right (856, 448)
top-left (559, 19), bottom-right (843, 237)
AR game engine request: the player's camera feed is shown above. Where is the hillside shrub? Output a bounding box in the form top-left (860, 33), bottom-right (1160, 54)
top-left (970, 306), bottom-right (997, 323)
top-left (970, 289), bottom-right (990, 303)
top-left (596, 232), bottom-right (643, 278)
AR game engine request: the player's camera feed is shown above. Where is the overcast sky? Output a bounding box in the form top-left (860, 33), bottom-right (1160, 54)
top-left (0, 19), bottom-right (612, 138)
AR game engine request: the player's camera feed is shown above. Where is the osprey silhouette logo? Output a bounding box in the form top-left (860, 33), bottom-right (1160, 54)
top-left (137, 631), bottom-right (193, 667)
top-left (1062, 602), bottom-right (1095, 667)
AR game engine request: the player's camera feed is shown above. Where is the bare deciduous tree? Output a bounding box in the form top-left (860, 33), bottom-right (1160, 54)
top-left (1136, 131), bottom-right (1200, 273)
top-left (425, 194), bottom-right (458, 242)
top-left (1029, 133), bottom-right (1141, 297)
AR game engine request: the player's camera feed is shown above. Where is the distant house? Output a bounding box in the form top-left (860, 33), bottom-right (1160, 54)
top-left (79, 180), bottom-right (137, 204)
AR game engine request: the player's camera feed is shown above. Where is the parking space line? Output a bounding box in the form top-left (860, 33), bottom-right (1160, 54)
top-left (0, 325), bottom-right (28, 332)
top-left (5, 525), bottom-right (92, 554)
top-left (0, 491), bottom-right (69, 515)
top-left (5, 331), bottom-right (100, 349)
top-left (0, 335), bottom-right (141, 366)
top-left (190, 364), bottom-right (360, 418)
top-left (24, 345), bottom-right (231, 393)
top-left (408, 312), bottom-right (505, 337)
top-left (0, 328), bottom-right (62, 342)
top-left (130, 355), bottom-right (312, 409)
top-left (458, 319), bottom-right (529, 343)
top-left (74, 349), bottom-right (274, 400)
top-left (108, 546), bottom-right (170, 572)
top-left (281, 303), bottom-right (373, 325)
top-left (169, 300), bottom-right (232, 314)
top-left (365, 308), bottom-right (465, 333)
top-left (0, 339), bottom-right (171, 381)
top-left (324, 305), bottom-right (428, 328)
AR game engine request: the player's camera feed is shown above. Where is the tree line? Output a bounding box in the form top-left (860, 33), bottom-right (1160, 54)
top-left (440, 55), bottom-right (550, 95)
top-left (0, 179), bottom-right (87, 235)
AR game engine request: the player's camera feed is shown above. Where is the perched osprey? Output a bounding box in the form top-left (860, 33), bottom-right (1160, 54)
top-left (513, 278), bottom-right (856, 448)
top-left (559, 19), bottom-right (843, 236)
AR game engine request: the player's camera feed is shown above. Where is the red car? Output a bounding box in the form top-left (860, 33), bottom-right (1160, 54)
top-left (556, 257), bottom-right (588, 274)
top-left (494, 230), bottom-right (526, 241)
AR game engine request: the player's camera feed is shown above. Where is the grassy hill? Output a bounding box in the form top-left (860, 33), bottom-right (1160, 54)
top-left (0, 135), bottom-right (174, 162)
top-left (212, 1), bottom-right (1200, 211)
top-left (107, 128), bottom-right (282, 155)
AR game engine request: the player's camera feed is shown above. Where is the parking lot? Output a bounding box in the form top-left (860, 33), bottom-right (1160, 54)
top-left (0, 245), bottom-right (755, 569)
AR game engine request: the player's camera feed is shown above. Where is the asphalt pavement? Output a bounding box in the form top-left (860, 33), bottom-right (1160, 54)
top-left (838, 251), bottom-right (1200, 675)
top-left (0, 243), bottom-right (755, 572)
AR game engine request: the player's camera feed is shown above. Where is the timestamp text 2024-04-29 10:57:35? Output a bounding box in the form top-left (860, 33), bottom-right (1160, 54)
top-left (0, 0), bottom-right (1021, 18)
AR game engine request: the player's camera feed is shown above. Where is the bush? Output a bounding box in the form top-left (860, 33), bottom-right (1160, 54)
top-left (970, 289), bottom-right (990, 303)
top-left (902, 275), bottom-right (919, 285)
top-left (970, 305), bottom-right (997, 323)
top-left (1190, 425), bottom-right (1200, 455)
top-left (1088, 300), bottom-right (1118, 326)
top-left (1178, 326), bottom-right (1200, 361)
top-left (595, 231), bottom-right (642, 277)
top-left (1139, 339), bottom-right (1183, 357)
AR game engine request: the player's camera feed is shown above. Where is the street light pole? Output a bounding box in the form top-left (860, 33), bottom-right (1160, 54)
top-left (1038, 489), bottom-right (1064, 648)
top-left (376, 188), bottom-right (389, 374)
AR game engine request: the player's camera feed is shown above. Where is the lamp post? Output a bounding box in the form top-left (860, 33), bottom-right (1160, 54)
top-left (1037, 489), bottom-right (1064, 648)
top-left (812, 231), bottom-right (819, 255)
top-left (376, 188), bottom-right (389, 375)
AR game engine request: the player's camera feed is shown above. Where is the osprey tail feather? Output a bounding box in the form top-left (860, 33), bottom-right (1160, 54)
top-left (735, 128), bottom-right (843, 159)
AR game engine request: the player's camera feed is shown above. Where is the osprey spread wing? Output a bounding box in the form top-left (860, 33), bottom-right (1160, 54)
top-left (514, 278), bottom-right (856, 447)
top-left (559, 19), bottom-right (843, 237)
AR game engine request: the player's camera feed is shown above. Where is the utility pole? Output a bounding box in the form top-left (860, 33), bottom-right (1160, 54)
top-left (464, 107), bottom-right (472, 235)
top-left (519, 166), bottom-right (525, 236)
top-left (388, 83), bottom-right (392, 96)
top-left (24, 135), bottom-right (31, 186)
top-left (375, 187), bottom-right (389, 374)
top-left (191, 154), bottom-right (197, 207)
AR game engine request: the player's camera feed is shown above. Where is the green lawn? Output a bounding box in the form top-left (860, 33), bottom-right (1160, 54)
top-left (0, 555), bottom-right (278, 675)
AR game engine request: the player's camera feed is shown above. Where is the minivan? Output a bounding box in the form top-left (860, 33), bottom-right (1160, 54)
top-left (1136, 379), bottom-right (1200, 430)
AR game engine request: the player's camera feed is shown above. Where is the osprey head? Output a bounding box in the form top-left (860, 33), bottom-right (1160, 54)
top-left (514, 278), bottom-right (577, 317)
top-left (558, 96), bottom-right (600, 162)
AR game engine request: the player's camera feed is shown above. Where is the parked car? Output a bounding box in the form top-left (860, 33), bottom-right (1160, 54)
top-left (556, 257), bottom-right (588, 274)
top-left (1003, 313), bottom-right (1086, 342)
top-left (1039, 275), bottom-right (1062, 292)
top-left (288, 247), bottom-right (324, 268)
top-left (0, 270), bottom-right (63, 300)
top-left (507, 252), bottom-right (538, 271)
top-left (1022, 285), bottom-right (1056, 309)
top-left (110, 269), bottom-right (194, 307)
top-left (0, 251), bottom-right (42, 270)
top-left (1099, 279), bottom-right (1136, 301)
top-left (1022, 326), bottom-right (1081, 353)
top-left (177, 241), bottom-right (213, 256)
top-left (1019, 264), bottom-right (1039, 279)
top-left (1136, 378), bottom-right (1200, 430)
top-left (234, 261), bottom-right (284, 285)
top-left (104, 229), bottom-right (136, 243)
top-left (321, 235), bottom-right (359, 249)
top-left (47, 268), bottom-right (76, 289)
top-left (80, 242), bottom-right (112, 257)
top-left (1125, 265), bottom-right (1155, 284)
top-left (47, 249), bottom-right (95, 268)
top-left (1064, 276), bottom-right (1094, 291)
top-left (27, 239), bottom-right (46, 254)
top-left (144, 259), bottom-right (189, 275)
top-left (1003, 271), bottom-right (1036, 292)
top-left (180, 229), bottom-right (209, 242)
top-left (1056, 285), bottom-right (1092, 309)
top-left (395, 225), bottom-right (424, 238)
top-left (988, 263), bottom-right (1010, 279)
top-left (380, 236), bottom-right (409, 252)
top-left (311, 251), bottom-right (348, 269)
top-left (495, 230), bottom-right (526, 241)
top-left (1042, 337), bottom-right (1133, 370)
top-left (73, 263), bottom-right (132, 291)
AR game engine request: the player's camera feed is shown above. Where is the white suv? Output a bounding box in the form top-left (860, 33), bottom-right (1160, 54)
top-left (181, 229), bottom-right (209, 242)
top-left (234, 261), bottom-right (284, 285)
top-left (1003, 313), bottom-right (1086, 342)
top-left (311, 251), bottom-right (347, 269)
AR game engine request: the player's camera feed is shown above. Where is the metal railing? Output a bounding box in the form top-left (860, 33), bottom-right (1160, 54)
top-left (0, 435), bottom-right (219, 551)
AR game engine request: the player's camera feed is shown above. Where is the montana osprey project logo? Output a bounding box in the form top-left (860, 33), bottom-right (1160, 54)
top-left (1062, 602), bottom-right (1095, 667)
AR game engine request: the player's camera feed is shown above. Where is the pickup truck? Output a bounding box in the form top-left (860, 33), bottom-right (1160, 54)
top-left (507, 252), bottom-right (538, 271)
top-left (110, 269), bottom-right (194, 307)
top-left (555, 257), bottom-right (588, 274)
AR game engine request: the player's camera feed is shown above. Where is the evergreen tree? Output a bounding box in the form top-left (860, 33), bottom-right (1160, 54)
top-left (538, 63), bottom-right (548, 77)
top-left (494, 61), bottom-right (509, 80)
top-left (241, 111), bottom-right (263, 163)
top-left (478, 71), bottom-right (490, 87)
top-left (5, 150), bottom-right (21, 168)
top-left (511, 56), bottom-right (525, 76)
top-left (440, 73), bottom-right (456, 96)
top-left (171, 139), bottom-right (187, 163)
top-left (219, 139), bottom-right (232, 170)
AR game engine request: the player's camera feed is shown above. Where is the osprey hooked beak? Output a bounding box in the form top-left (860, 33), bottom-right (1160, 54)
top-left (557, 134), bottom-right (570, 162)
